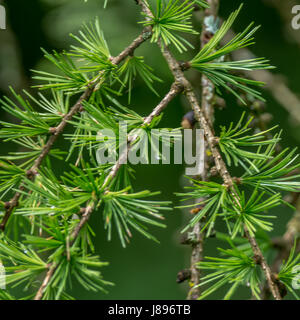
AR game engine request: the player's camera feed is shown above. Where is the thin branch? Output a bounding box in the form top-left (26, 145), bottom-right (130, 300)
top-left (187, 221), bottom-right (204, 300)
top-left (34, 202), bottom-right (96, 300)
top-left (137, 0), bottom-right (282, 300)
top-left (0, 28), bottom-right (153, 231)
top-left (34, 264), bottom-right (57, 301)
top-left (262, 195), bottom-right (300, 299)
top-left (187, 0), bottom-right (219, 300)
top-left (102, 82), bottom-right (183, 189)
top-left (70, 204), bottom-right (95, 242)
top-left (33, 82), bottom-right (183, 300)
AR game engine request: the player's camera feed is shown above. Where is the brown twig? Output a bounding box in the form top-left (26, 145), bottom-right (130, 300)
top-left (34, 202), bottom-right (96, 300)
top-left (70, 204), bottom-right (95, 242)
top-left (187, 0), bottom-right (219, 300)
top-left (262, 195), bottom-right (300, 299)
top-left (33, 82), bottom-right (183, 300)
top-left (34, 264), bottom-right (57, 300)
top-left (0, 28), bottom-right (153, 231)
top-left (187, 221), bottom-right (204, 300)
top-left (137, 0), bottom-right (282, 300)
top-left (102, 82), bottom-right (183, 189)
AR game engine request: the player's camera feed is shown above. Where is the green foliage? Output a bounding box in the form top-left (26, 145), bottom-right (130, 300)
top-left (141, 0), bottom-right (199, 53)
top-left (0, 0), bottom-right (299, 301)
top-left (241, 145), bottom-right (300, 193)
top-left (194, 0), bottom-right (209, 8)
top-left (66, 99), bottom-right (181, 166)
top-left (218, 113), bottom-right (279, 173)
top-left (102, 189), bottom-right (170, 247)
top-left (0, 88), bottom-right (56, 140)
top-left (12, 164), bottom-right (170, 250)
top-left (0, 289), bottom-right (15, 300)
top-left (180, 114), bottom-right (300, 239)
top-left (177, 179), bottom-right (229, 236)
top-left (2, 136), bottom-right (65, 167)
top-left (42, 252), bottom-right (111, 300)
top-left (190, 4), bottom-right (274, 103)
top-left (178, 112), bottom-right (300, 298)
top-left (197, 242), bottom-right (261, 300)
top-left (0, 238), bottom-right (47, 289)
top-left (69, 18), bottom-right (114, 75)
top-left (33, 49), bottom-right (89, 92)
top-left (17, 165), bottom-right (103, 216)
top-left (118, 56), bottom-right (162, 103)
top-left (224, 187), bottom-right (281, 238)
top-left (278, 243), bottom-right (300, 299)
top-left (66, 100), bottom-right (135, 162)
top-left (0, 160), bottom-right (24, 198)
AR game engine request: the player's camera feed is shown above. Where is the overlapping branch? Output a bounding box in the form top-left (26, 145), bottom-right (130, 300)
top-left (187, 0), bottom-right (219, 300)
top-left (2, 0), bottom-right (297, 301)
top-left (137, 0), bottom-right (282, 300)
top-left (33, 82), bottom-right (183, 300)
top-left (0, 27), bottom-right (153, 231)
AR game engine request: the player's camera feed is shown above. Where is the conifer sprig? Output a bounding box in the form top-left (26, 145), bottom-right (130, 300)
top-left (70, 18), bottom-right (111, 72)
top-left (137, 0), bottom-right (288, 300)
top-left (176, 179), bottom-right (228, 236)
top-left (189, 4), bottom-right (274, 103)
top-left (197, 243), bottom-right (261, 300)
top-left (33, 50), bottom-right (90, 92)
top-left (218, 113), bottom-right (280, 173)
top-left (241, 146), bottom-right (300, 193)
top-left (278, 243), bottom-right (300, 299)
top-left (28, 82), bottom-right (181, 299)
top-left (0, 24), bottom-right (153, 231)
top-left (140, 0), bottom-right (199, 53)
top-left (225, 187), bottom-right (281, 238)
top-left (0, 0), bottom-right (299, 301)
top-left (102, 189), bottom-right (170, 247)
top-left (118, 55), bottom-right (163, 102)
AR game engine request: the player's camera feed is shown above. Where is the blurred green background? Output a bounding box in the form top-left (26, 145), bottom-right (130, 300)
top-left (1, 0), bottom-right (300, 300)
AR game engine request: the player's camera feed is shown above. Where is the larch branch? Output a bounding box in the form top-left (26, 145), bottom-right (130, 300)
top-left (33, 82), bottom-right (183, 300)
top-left (0, 28), bottom-right (153, 231)
top-left (137, 0), bottom-right (282, 300)
top-left (188, 0), bottom-right (219, 300)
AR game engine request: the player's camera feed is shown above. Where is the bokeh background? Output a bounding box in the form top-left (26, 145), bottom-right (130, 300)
top-left (1, 0), bottom-right (300, 300)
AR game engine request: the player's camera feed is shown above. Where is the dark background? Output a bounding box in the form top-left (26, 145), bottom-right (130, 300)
top-left (1, 0), bottom-right (300, 299)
